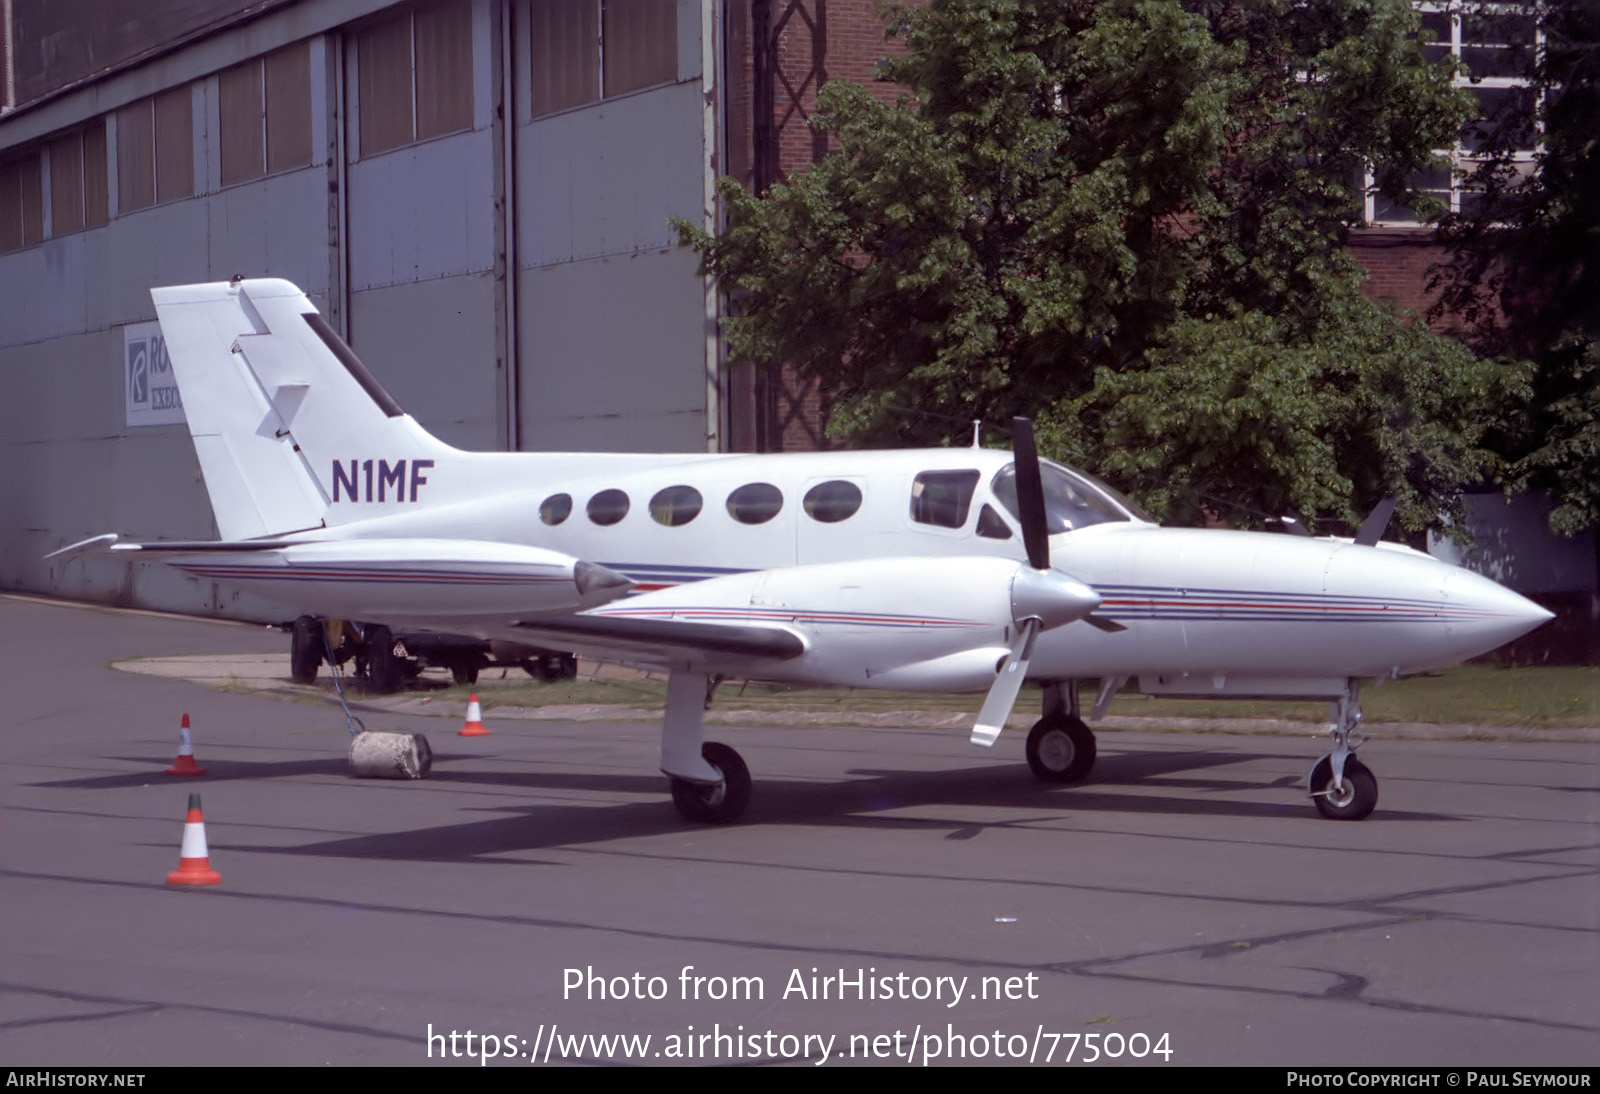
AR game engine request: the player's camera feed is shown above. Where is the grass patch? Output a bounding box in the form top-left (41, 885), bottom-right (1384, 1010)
top-left (411, 664), bottom-right (1599, 727)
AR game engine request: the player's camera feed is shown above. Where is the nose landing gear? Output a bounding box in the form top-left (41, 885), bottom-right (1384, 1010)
top-left (1309, 680), bottom-right (1379, 820)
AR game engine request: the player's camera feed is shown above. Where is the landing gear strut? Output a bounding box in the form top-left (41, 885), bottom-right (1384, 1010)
top-left (1309, 679), bottom-right (1379, 820)
top-left (661, 669), bottom-right (749, 824)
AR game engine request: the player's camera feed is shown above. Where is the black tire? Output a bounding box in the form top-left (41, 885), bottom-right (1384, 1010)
top-left (1025, 714), bottom-right (1097, 783)
top-left (290, 616), bottom-right (322, 685)
top-left (364, 624), bottom-right (403, 694)
top-left (1309, 756), bottom-right (1378, 820)
top-left (670, 742), bottom-right (751, 824)
top-left (450, 661), bottom-right (479, 686)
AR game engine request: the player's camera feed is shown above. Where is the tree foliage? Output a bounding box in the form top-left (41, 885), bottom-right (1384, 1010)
top-left (679, 0), bottom-right (1526, 532)
top-left (1433, 1), bottom-right (1600, 535)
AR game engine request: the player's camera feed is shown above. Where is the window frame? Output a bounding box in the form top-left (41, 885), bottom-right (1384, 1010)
top-left (1364, 3), bottom-right (1541, 226)
top-left (529, 0), bottom-right (679, 119)
top-left (219, 42), bottom-right (314, 188)
top-left (356, 4), bottom-right (474, 159)
top-left (116, 87), bottom-right (194, 213)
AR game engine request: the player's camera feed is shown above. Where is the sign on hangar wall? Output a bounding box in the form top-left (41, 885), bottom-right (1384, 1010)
top-left (124, 321), bottom-right (185, 427)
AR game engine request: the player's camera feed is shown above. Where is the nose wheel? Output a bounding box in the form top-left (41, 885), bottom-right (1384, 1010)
top-left (1309, 680), bottom-right (1379, 820)
top-left (1309, 755), bottom-right (1378, 820)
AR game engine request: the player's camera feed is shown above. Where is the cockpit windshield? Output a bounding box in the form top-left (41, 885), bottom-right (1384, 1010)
top-left (991, 461), bottom-right (1151, 533)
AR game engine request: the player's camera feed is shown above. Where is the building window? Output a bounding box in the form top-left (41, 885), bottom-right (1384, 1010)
top-left (220, 43), bottom-right (313, 186)
top-left (530, 0), bottom-right (677, 118)
top-left (1367, 4), bottom-right (1539, 225)
top-left (117, 87), bottom-right (193, 212)
top-left (358, 4), bottom-right (473, 157)
top-left (48, 122), bottom-right (109, 235)
top-left (0, 152), bottom-right (44, 252)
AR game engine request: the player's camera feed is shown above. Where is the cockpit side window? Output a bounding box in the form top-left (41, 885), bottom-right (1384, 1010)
top-left (991, 462), bottom-right (1137, 533)
top-left (976, 504), bottom-right (1013, 540)
top-left (909, 470), bottom-right (981, 529)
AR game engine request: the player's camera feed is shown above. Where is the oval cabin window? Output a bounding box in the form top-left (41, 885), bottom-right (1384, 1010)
top-left (803, 480), bottom-right (863, 523)
top-left (726, 482), bottom-right (784, 524)
top-left (586, 489), bottom-right (630, 526)
top-left (649, 485), bottom-right (703, 527)
top-left (539, 493), bottom-right (572, 525)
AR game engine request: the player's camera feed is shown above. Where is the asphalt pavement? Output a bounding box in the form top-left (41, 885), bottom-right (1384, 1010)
top-left (2, 593), bottom-right (1596, 1067)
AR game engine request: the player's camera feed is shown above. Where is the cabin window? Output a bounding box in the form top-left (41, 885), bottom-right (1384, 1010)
top-left (649, 485), bottom-right (702, 527)
top-left (586, 488), bottom-right (630, 525)
top-left (909, 470), bottom-right (980, 529)
top-left (803, 480), bottom-right (862, 524)
top-left (726, 482), bottom-right (783, 524)
top-left (539, 493), bottom-right (572, 525)
top-left (976, 504), bottom-right (1013, 540)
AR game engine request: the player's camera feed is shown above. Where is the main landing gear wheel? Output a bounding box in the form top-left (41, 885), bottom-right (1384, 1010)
top-left (1309, 756), bottom-right (1378, 821)
top-left (670, 742), bottom-right (751, 824)
top-left (290, 615), bottom-right (321, 685)
top-left (1025, 714), bottom-right (1096, 783)
top-left (363, 624), bottom-right (403, 695)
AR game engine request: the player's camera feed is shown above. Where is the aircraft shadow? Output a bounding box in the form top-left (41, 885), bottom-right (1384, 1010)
top-left (208, 749), bottom-right (1455, 864)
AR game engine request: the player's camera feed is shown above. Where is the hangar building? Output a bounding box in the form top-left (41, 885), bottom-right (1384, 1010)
top-left (0, 0), bottom-right (861, 617)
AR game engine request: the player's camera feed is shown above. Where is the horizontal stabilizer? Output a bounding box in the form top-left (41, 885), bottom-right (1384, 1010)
top-left (45, 533), bottom-right (316, 561)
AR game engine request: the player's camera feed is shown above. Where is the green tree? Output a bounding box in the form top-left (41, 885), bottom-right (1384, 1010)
top-left (679, 0), bottom-right (1525, 532)
top-left (1433, 1), bottom-right (1600, 535)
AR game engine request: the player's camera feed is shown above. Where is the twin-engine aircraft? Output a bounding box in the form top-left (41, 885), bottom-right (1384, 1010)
top-left (54, 279), bottom-right (1552, 823)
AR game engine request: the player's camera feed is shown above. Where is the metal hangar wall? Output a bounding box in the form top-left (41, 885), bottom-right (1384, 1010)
top-left (0, 0), bottom-right (730, 616)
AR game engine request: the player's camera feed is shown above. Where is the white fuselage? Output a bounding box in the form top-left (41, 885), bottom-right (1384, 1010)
top-left (179, 441), bottom-right (1550, 697)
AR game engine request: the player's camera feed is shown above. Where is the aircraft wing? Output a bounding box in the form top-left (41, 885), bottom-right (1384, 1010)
top-left (507, 614), bottom-right (806, 668)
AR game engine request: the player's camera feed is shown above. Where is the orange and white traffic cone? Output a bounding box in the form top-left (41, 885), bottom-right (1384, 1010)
top-left (165, 715), bottom-right (206, 776)
top-left (459, 693), bottom-right (488, 736)
top-left (166, 793), bottom-right (222, 886)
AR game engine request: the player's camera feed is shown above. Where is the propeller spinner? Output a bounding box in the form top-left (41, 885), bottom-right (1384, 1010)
top-left (971, 419), bottom-right (1112, 747)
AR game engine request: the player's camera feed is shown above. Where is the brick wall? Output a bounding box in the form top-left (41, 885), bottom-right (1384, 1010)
top-left (1348, 227), bottom-right (1451, 326)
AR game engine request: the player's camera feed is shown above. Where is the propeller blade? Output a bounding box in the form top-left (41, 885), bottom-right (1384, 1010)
top-left (1011, 417), bottom-right (1051, 571)
top-left (971, 618), bottom-right (1039, 747)
top-left (1084, 614), bottom-right (1127, 633)
top-left (1354, 497), bottom-right (1397, 547)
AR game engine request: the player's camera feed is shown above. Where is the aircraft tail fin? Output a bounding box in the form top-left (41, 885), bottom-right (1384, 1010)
top-left (152, 279), bottom-right (454, 539)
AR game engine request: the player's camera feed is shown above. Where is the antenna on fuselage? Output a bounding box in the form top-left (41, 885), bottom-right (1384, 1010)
top-left (972, 420), bottom-right (982, 448)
